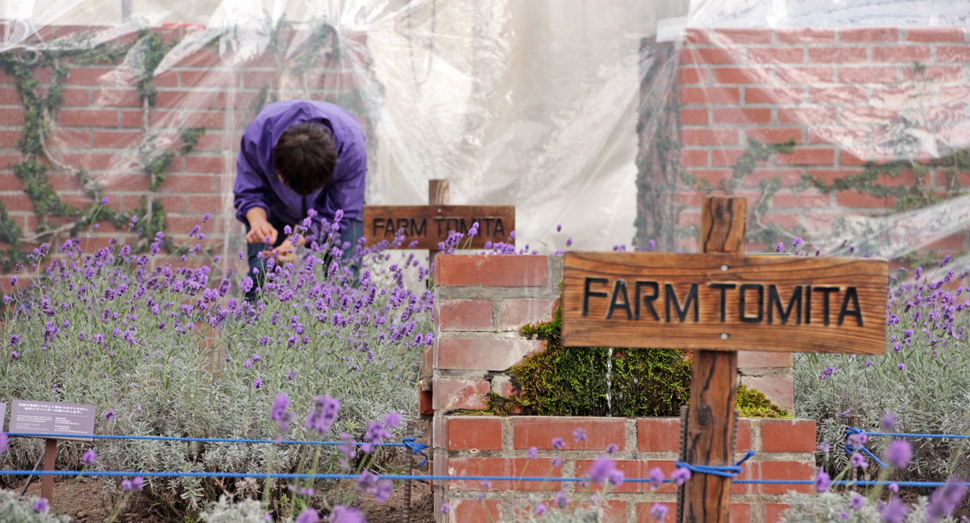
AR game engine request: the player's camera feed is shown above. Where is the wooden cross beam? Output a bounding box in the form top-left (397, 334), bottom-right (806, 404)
top-left (560, 195), bottom-right (887, 523)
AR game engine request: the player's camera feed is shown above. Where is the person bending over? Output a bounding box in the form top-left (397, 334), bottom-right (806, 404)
top-left (233, 100), bottom-right (366, 301)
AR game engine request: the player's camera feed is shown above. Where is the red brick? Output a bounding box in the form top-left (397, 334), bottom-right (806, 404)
top-left (765, 504), bottom-right (792, 523)
top-left (681, 47), bottom-right (741, 66)
top-left (761, 419), bottom-right (816, 453)
top-left (678, 87), bottom-right (740, 105)
top-left (775, 28), bottom-right (835, 43)
top-left (684, 29), bottom-right (711, 45)
top-left (940, 86), bottom-right (970, 104)
top-left (58, 109), bottom-right (117, 127)
top-left (905, 28), bottom-right (965, 42)
top-left (446, 457), bottom-right (561, 491)
top-left (840, 28), bottom-right (899, 42)
top-left (838, 67), bottom-right (897, 84)
top-left (419, 385), bottom-right (432, 415)
top-left (836, 190), bottom-right (894, 208)
top-left (92, 130), bottom-right (143, 148)
top-left (756, 461), bottom-right (814, 494)
top-left (95, 89), bottom-right (143, 108)
top-left (808, 47), bottom-right (867, 63)
top-left (745, 128), bottom-right (803, 144)
top-left (688, 169), bottom-right (732, 185)
top-left (680, 129), bottom-right (740, 146)
top-left (180, 69), bottom-right (238, 88)
top-left (448, 499), bottom-right (501, 523)
top-left (157, 175), bottom-right (217, 193)
top-left (741, 376), bottom-right (794, 411)
top-left (808, 125), bottom-right (867, 145)
top-left (637, 502), bottom-right (677, 523)
top-left (436, 255), bottom-right (548, 287)
top-left (575, 459), bottom-right (643, 493)
top-left (513, 417), bottom-right (625, 451)
top-left (438, 299), bottom-right (492, 331)
top-left (711, 67), bottom-right (771, 85)
top-left (156, 90), bottom-right (216, 110)
top-left (0, 130), bottom-right (21, 147)
top-left (871, 45), bottom-right (931, 62)
top-left (745, 87), bottom-right (803, 105)
top-left (680, 149), bottom-right (709, 167)
top-left (747, 47), bottom-right (805, 65)
top-left (637, 418), bottom-right (679, 452)
top-left (60, 88), bottom-right (91, 107)
top-left (60, 153), bottom-right (118, 171)
top-left (773, 66), bottom-right (835, 84)
top-left (447, 417), bottom-right (503, 451)
top-left (808, 86), bottom-right (867, 105)
top-left (242, 69), bottom-right (278, 88)
top-left (436, 338), bottom-right (539, 372)
top-left (321, 71), bottom-right (364, 90)
top-left (154, 70), bottom-right (179, 88)
top-left (0, 108), bottom-right (26, 126)
top-left (774, 148), bottom-right (834, 165)
top-left (712, 108), bottom-right (772, 124)
top-left (183, 156), bottom-right (224, 173)
top-left (643, 459), bottom-right (679, 493)
top-left (679, 68), bottom-right (708, 85)
top-left (840, 105), bottom-right (896, 124)
top-left (46, 129), bottom-right (91, 148)
top-left (712, 149), bottom-right (746, 166)
top-left (745, 168), bottom-right (804, 186)
top-left (176, 48), bottom-right (219, 67)
top-left (736, 419), bottom-right (752, 452)
top-left (778, 107), bottom-right (837, 124)
top-left (499, 299), bottom-right (557, 329)
top-left (762, 212), bottom-right (801, 229)
top-left (903, 65), bottom-right (963, 82)
top-left (186, 195), bottom-right (225, 213)
top-left (680, 108), bottom-right (709, 126)
top-left (731, 503), bottom-right (751, 523)
top-left (182, 111), bottom-right (225, 128)
top-left (712, 29), bottom-right (772, 44)
top-left (433, 378), bottom-right (489, 411)
top-left (937, 46), bottom-right (970, 63)
top-left (738, 351), bottom-right (792, 369)
top-left (66, 67), bottom-right (115, 86)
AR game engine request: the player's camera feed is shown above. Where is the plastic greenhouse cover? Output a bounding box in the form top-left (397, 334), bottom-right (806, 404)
top-left (1, 0), bottom-right (969, 277)
top-left (1, 0), bottom-right (689, 274)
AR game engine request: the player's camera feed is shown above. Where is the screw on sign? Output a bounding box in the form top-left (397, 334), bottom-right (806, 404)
top-left (561, 196), bottom-right (887, 523)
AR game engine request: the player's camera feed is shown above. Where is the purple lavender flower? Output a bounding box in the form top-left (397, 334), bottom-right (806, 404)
top-left (535, 504), bottom-right (546, 515)
top-left (927, 479), bottom-right (968, 522)
top-left (305, 395), bottom-right (340, 434)
top-left (10, 276), bottom-right (17, 286)
top-left (271, 393), bottom-right (293, 431)
top-left (647, 239), bottom-right (656, 251)
top-left (295, 508), bottom-right (320, 523)
top-left (103, 409), bottom-right (116, 421)
top-left (551, 437), bottom-right (564, 450)
top-left (586, 456), bottom-right (615, 482)
top-left (552, 456), bottom-right (562, 467)
top-left (203, 212), bottom-right (211, 223)
top-left (253, 378), bottom-right (263, 389)
top-left (880, 498), bottom-right (909, 523)
top-left (650, 503), bottom-right (669, 521)
top-left (440, 503), bottom-right (450, 514)
top-left (886, 440), bottom-right (912, 469)
top-left (847, 433), bottom-right (868, 450)
top-left (818, 441), bottom-right (831, 453)
top-left (573, 428), bottom-right (587, 443)
top-left (101, 197), bottom-right (109, 205)
top-left (792, 237), bottom-right (803, 248)
top-left (850, 452), bottom-right (867, 468)
top-left (850, 493), bottom-right (865, 510)
top-left (775, 242), bottom-right (785, 252)
top-left (814, 470), bottom-right (831, 492)
top-left (566, 238), bottom-right (572, 247)
top-left (606, 443), bottom-right (619, 454)
top-left (33, 498), bottom-right (48, 513)
top-left (607, 468), bottom-right (625, 487)
top-left (527, 447), bottom-right (538, 459)
top-left (10, 351), bottom-right (17, 360)
top-left (889, 482), bottom-right (899, 493)
top-left (648, 467), bottom-right (664, 490)
top-left (384, 411), bottom-right (401, 428)
top-left (82, 449), bottom-right (96, 465)
top-left (555, 491), bottom-right (568, 509)
top-left (9, 335), bottom-right (18, 347)
top-left (897, 363), bottom-right (906, 371)
top-left (556, 224), bottom-right (562, 232)
top-left (672, 467), bottom-right (691, 486)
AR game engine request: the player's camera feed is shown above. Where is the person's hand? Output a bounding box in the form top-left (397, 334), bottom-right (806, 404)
top-left (271, 238), bottom-right (300, 264)
top-left (246, 220), bottom-right (278, 245)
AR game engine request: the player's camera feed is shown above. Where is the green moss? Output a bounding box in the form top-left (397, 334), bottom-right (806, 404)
top-left (486, 307), bottom-right (788, 418)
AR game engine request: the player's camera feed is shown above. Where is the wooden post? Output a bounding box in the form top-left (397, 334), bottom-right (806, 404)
top-left (41, 438), bottom-right (56, 502)
top-left (428, 179), bottom-right (450, 262)
top-left (683, 196), bottom-right (746, 523)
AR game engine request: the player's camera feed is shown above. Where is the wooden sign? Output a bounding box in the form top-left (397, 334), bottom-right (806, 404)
top-left (362, 205), bottom-right (515, 250)
top-left (561, 252), bottom-right (887, 354)
top-left (9, 400), bottom-right (96, 441)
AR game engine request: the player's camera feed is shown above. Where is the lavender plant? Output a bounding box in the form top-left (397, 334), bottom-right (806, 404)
top-left (0, 209), bottom-right (433, 515)
top-left (794, 256), bottom-right (970, 483)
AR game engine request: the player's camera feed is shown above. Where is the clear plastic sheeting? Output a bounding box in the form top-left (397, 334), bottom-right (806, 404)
top-left (1, 0), bottom-right (969, 274)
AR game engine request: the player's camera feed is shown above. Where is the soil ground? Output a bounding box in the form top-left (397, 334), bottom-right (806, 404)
top-left (7, 477), bottom-right (434, 522)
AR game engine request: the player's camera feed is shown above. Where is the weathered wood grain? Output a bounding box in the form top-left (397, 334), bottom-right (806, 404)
top-left (361, 204), bottom-right (515, 250)
top-left (560, 252), bottom-right (887, 354)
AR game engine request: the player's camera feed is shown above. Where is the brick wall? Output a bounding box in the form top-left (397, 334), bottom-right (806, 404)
top-left (430, 254), bottom-right (809, 522)
top-left (0, 24), bottom-right (375, 271)
top-left (639, 27), bottom-right (970, 255)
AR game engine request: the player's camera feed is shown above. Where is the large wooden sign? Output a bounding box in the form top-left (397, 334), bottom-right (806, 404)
top-left (362, 205), bottom-right (515, 250)
top-left (562, 252), bottom-right (887, 354)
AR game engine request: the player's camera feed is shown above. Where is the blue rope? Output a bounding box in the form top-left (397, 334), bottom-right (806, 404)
top-left (674, 450), bottom-right (755, 478)
top-left (6, 433), bottom-right (407, 447)
top-left (844, 429), bottom-right (888, 468)
top-left (849, 429), bottom-right (970, 440)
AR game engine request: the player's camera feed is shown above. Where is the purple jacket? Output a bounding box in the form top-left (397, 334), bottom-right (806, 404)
top-left (233, 100), bottom-right (366, 233)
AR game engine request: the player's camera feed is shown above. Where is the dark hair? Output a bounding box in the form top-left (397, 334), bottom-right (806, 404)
top-left (273, 122), bottom-right (338, 196)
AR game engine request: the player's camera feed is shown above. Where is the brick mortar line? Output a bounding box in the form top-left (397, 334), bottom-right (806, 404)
top-left (437, 287), bottom-right (557, 300)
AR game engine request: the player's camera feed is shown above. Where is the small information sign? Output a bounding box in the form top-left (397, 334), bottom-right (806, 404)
top-left (9, 400), bottom-right (96, 441)
top-left (362, 205), bottom-right (515, 250)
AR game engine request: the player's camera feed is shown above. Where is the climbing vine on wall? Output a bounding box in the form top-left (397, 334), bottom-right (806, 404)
top-left (0, 29), bottom-right (204, 271)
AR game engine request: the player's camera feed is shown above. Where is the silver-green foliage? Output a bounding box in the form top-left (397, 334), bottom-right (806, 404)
top-left (781, 492), bottom-right (957, 523)
top-left (794, 262), bottom-right (970, 481)
top-left (0, 228), bottom-right (432, 512)
top-left (200, 495), bottom-right (271, 523)
top-left (0, 490), bottom-right (71, 523)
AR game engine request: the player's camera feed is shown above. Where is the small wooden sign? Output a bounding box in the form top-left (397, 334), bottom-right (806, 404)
top-left (9, 400), bottom-right (96, 441)
top-left (562, 252), bottom-right (887, 354)
top-left (362, 205), bottom-right (515, 250)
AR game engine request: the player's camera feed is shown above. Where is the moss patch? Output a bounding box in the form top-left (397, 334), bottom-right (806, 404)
top-left (485, 307), bottom-right (789, 419)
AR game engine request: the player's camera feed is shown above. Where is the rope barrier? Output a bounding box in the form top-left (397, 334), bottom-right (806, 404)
top-left (846, 428), bottom-right (970, 440)
top-left (675, 450), bottom-right (755, 478)
top-left (7, 433), bottom-right (408, 447)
